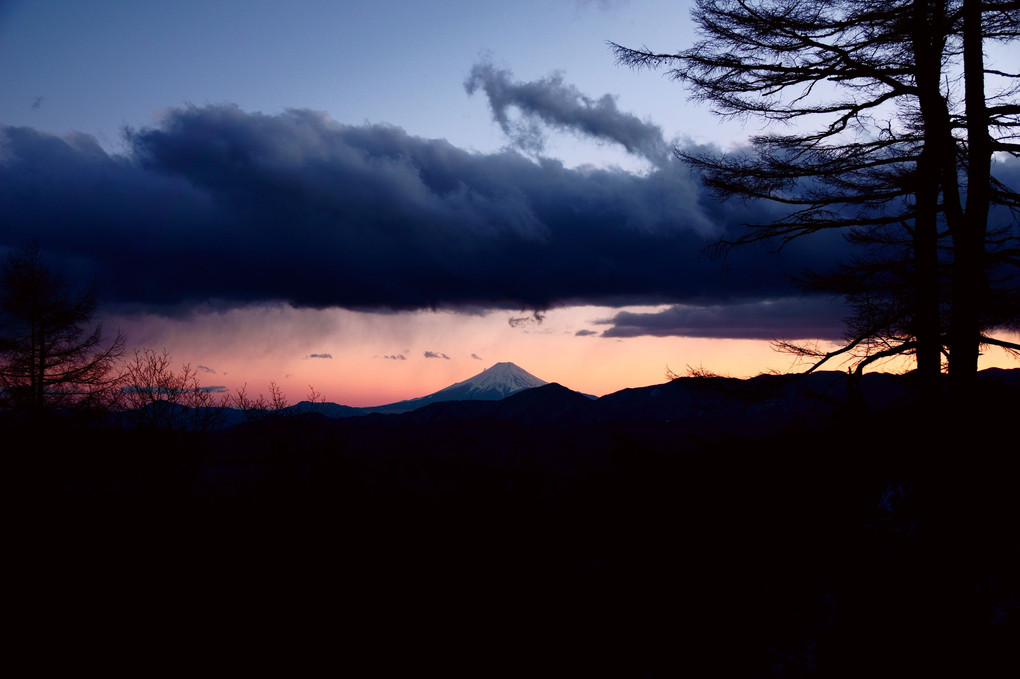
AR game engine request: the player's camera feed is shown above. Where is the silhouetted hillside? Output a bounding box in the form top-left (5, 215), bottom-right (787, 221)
top-left (11, 368), bottom-right (1019, 677)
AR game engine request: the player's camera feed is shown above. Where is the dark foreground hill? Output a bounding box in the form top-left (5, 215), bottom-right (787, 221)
top-left (11, 369), bottom-right (1019, 677)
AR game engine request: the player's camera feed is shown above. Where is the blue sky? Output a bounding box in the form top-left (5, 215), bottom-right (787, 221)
top-left (1, 0), bottom-right (716, 164)
top-left (2, 0), bottom-right (1017, 403)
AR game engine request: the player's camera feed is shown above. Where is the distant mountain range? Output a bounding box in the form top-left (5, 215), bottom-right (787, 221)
top-left (331, 366), bottom-right (1015, 431)
top-left (142, 361), bottom-right (1020, 433)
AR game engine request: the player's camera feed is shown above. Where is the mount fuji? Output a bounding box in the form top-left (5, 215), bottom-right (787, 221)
top-left (360, 362), bottom-right (549, 414)
top-left (282, 362), bottom-right (552, 418)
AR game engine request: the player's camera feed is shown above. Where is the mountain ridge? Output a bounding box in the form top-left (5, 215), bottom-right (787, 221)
top-left (371, 361), bottom-right (548, 413)
top-left (152, 364), bottom-right (1020, 431)
top-left (291, 366), bottom-right (1020, 433)
top-left (289, 361), bottom-right (552, 417)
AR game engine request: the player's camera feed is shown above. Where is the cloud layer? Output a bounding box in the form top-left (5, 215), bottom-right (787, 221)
top-left (0, 73), bottom-right (888, 341)
top-left (598, 298), bottom-right (849, 341)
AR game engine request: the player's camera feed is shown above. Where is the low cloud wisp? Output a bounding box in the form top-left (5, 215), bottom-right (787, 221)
top-left (465, 60), bottom-right (669, 165)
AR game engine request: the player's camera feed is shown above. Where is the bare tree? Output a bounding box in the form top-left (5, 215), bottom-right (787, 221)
top-left (121, 348), bottom-right (227, 433)
top-left (231, 382), bottom-right (325, 459)
top-left (231, 382), bottom-right (325, 422)
top-left (0, 245), bottom-right (124, 417)
top-left (231, 380), bottom-right (289, 424)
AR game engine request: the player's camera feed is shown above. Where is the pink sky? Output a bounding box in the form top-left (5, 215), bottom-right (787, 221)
top-left (107, 304), bottom-right (1020, 407)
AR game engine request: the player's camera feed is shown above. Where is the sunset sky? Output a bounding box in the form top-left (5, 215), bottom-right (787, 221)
top-left (2, 0), bottom-right (1018, 405)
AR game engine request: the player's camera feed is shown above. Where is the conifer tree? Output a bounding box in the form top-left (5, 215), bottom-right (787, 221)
top-left (612, 0), bottom-right (1020, 388)
top-left (0, 245), bottom-right (124, 416)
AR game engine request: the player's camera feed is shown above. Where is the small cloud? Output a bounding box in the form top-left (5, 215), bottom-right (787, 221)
top-left (384, 354), bottom-right (407, 360)
top-left (509, 311), bottom-right (545, 328)
top-left (307, 353), bottom-right (333, 359)
top-left (471, 353), bottom-right (483, 360)
top-left (197, 365), bottom-right (216, 373)
top-left (465, 60), bottom-right (666, 165)
top-left (575, 329), bottom-right (598, 337)
top-left (123, 384), bottom-right (228, 395)
top-left (576, 0), bottom-right (629, 11)
top-left (424, 351), bottom-right (451, 360)
top-left (32, 96), bottom-right (44, 110)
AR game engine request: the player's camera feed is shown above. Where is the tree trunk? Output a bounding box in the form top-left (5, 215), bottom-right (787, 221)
top-left (911, 0), bottom-right (948, 393)
top-left (913, 150), bottom-right (943, 388)
top-left (950, 0), bottom-right (992, 395)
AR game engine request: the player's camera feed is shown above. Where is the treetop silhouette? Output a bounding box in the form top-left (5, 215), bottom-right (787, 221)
top-left (612, 0), bottom-right (1020, 390)
top-left (0, 245), bottom-right (124, 416)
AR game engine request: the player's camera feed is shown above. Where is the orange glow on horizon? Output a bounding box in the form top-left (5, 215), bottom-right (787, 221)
top-left (106, 305), bottom-right (1020, 407)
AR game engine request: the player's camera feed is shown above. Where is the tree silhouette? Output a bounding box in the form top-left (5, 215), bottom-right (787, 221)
top-left (231, 382), bottom-right (325, 460)
top-left (121, 347), bottom-right (226, 434)
top-left (0, 245), bottom-right (124, 417)
top-left (612, 0), bottom-right (1020, 390)
top-left (948, 0), bottom-right (1020, 392)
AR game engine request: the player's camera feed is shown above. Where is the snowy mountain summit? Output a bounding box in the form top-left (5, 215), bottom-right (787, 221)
top-left (365, 362), bottom-right (548, 414)
top-left (431, 362), bottom-right (548, 401)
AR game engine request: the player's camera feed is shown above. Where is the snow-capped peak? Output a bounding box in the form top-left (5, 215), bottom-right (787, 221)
top-left (357, 362), bottom-right (549, 414)
top-left (432, 362), bottom-right (548, 400)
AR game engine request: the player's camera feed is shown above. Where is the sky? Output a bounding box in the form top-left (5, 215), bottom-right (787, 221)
top-left (2, 0), bottom-right (1018, 405)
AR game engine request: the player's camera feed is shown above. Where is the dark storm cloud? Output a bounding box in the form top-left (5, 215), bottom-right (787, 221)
top-left (424, 351), bottom-right (451, 360)
top-left (597, 297), bottom-right (850, 341)
top-left (0, 103), bottom-right (853, 339)
top-left (465, 61), bottom-right (669, 164)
